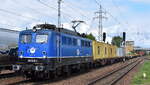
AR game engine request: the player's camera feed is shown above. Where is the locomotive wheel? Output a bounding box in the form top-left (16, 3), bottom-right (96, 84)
top-left (62, 66), bottom-right (71, 77)
top-left (55, 68), bottom-right (62, 77)
top-left (48, 71), bottom-right (58, 79)
top-left (85, 63), bottom-right (90, 70)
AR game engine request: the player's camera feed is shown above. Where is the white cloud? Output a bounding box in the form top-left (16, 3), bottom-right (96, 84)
top-left (62, 22), bottom-right (73, 30)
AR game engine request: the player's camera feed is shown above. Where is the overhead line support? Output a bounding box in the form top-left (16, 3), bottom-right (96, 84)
top-left (94, 5), bottom-right (107, 41)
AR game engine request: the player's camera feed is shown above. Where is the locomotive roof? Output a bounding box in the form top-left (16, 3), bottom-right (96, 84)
top-left (22, 24), bottom-right (86, 38)
top-left (35, 24), bottom-right (79, 36)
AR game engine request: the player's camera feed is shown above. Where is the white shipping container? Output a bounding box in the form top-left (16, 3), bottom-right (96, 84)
top-left (117, 47), bottom-right (125, 57)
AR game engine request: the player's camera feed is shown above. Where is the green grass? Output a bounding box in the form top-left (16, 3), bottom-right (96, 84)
top-left (132, 61), bottom-right (150, 85)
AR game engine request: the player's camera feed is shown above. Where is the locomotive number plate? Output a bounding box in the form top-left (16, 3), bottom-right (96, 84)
top-left (27, 59), bottom-right (38, 62)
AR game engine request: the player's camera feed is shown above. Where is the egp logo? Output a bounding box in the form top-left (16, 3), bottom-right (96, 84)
top-left (77, 49), bottom-right (80, 55)
top-left (30, 47), bottom-right (36, 54)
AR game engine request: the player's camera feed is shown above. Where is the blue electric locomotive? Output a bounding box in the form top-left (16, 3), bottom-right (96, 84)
top-left (13, 24), bottom-right (93, 78)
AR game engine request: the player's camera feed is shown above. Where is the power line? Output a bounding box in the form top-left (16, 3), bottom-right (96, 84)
top-left (37, 0), bottom-right (73, 21)
top-left (63, 1), bottom-right (91, 20)
top-left (106, 11), bottom-right (121, 25)
top-left (0, 22), bottom-right (22, 29)
top-left (0, 8), bottom-right (41, 22)
top-left (111, 0), bottom-right (129, 26)
top-left (100, 5), bottom-right (124, 26)
top-left (20, 4), bottom-right (56, 20)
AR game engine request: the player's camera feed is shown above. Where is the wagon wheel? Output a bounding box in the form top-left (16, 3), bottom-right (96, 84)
top-left (101, 59), bottom-right (107, 65)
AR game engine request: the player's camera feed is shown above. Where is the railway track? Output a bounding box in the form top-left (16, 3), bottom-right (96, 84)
top-left (0, 71), bottom-right (26, 85)
top-left (144, 57), bottom-right (150, 60)
top-left (0, 58), bottom-right (143, 85)
top-left (87, 58), bottom-right (142, 85)
top-left (0, 72), bottom-right (17, 79)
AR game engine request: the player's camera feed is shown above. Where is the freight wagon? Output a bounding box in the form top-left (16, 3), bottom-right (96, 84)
top-left (92, 41), bottom-right (127, 65)
top-left (0, 28), bottom-right (19, 72)
top-left (0, 48), bottom-right (18, 72)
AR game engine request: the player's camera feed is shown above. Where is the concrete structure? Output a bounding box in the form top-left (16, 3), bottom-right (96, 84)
top-left (125, 41), bottom-right (134, 54)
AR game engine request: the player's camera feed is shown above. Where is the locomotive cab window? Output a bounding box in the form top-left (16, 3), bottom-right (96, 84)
top-left (21, 34), bottom-right (32, 43)
top-left (36, 34), bottom-right (48, 43)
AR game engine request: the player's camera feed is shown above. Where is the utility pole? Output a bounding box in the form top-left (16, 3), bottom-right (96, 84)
top-left (94, 5), bottom-right (107, 41)
top-left (58, 0), bottom-right (62, 28)
top-left (57, 0), bottom-right (63, 62)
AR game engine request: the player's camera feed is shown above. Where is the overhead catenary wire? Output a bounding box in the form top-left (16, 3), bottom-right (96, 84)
top-left (21, 5), bottom-right (56, 20)
top-left (0, 8), bottom-right (41, 22)
top-left (111, 0), bottom-right (122, 16)
top-left (0, 22), bottom-right (22, 29)
top-left (37, 0), bottom-right (73, 21)
top-left (111, 0), bottom-right (129, 26)
top-left (63, 1), bottom-right (91, 20)
top-left (106, 11), bottom-right (121, 25)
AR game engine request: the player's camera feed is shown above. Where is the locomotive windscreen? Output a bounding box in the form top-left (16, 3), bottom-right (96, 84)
top-left (21, 34), bottom-right (32, 44)
top-left (36, 34), bottom-right (48, 43)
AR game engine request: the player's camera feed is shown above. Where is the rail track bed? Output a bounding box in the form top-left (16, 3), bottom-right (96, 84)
top-left (87, 58), bottom-right (143, 85)
top-left (0, 71), bottom-right (25, 85)
top-left (0, 72), bottom-right (17, 79)
top-left (1, 57), bottom-right (143, 85)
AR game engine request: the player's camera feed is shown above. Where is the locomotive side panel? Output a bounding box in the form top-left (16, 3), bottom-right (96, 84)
top-left (61, 33), bottom-right (92, 57)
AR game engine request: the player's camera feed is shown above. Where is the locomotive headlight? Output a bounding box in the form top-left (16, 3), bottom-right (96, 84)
top-left (42, 51), bottom-right (47, 58)
top-left (19, 51), bottom-right (23, 58)
top-left (19, 55), bottom-right (23, 58)
top-left (20, 51), bottom-right (23, 55)
top-left (42, 51), bottom-right (46, 55)
top-left (43, 55), bottom-right (46, 58)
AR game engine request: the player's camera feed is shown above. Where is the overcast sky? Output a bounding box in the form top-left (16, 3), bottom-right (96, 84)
top-left (0, 0), bottom-right (150, 47)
